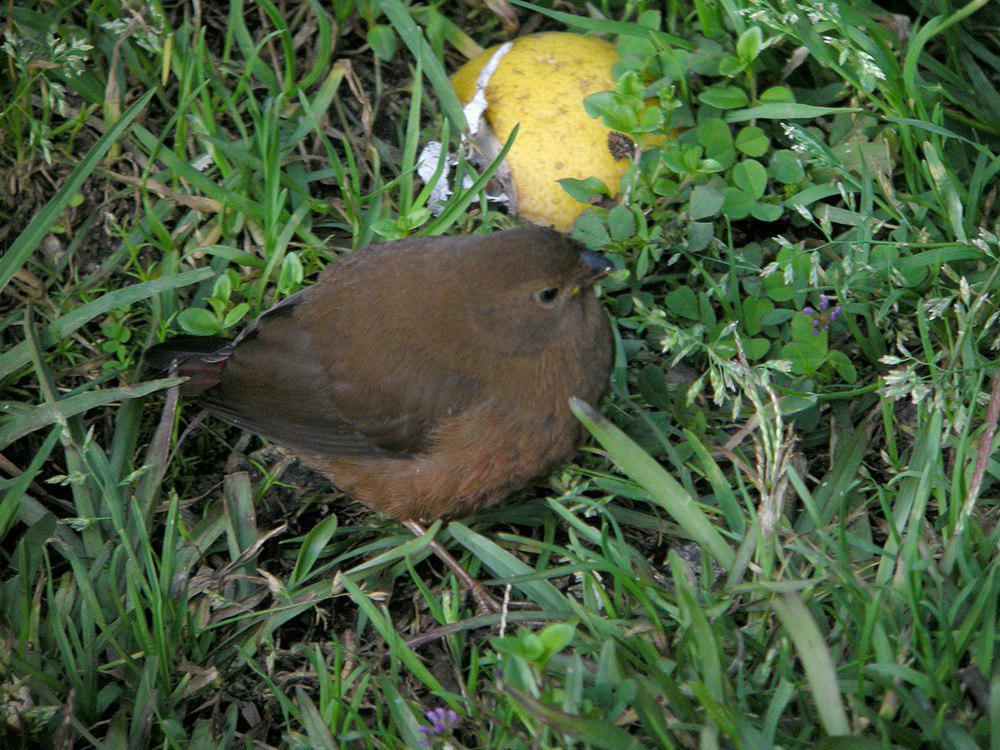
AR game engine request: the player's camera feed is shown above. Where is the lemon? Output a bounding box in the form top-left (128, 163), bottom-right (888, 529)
top-left (450, 32), bottom-right (629, 233)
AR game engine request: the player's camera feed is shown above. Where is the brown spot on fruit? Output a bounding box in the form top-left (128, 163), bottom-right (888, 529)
top-left (590, 192), bottom-right (621, 209)
top-left (607, 132), bottom-right (636, 161)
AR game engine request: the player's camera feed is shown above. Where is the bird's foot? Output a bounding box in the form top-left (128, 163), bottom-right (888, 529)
top-left (402, 520), bottom-right (522, 617)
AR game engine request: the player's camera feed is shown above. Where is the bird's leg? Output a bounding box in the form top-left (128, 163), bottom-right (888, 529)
top-left (402, 520), bottom-right (503, 615)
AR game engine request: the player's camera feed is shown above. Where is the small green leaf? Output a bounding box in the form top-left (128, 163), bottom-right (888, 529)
top-left (571, 211), bottom-right (611, 247)
top-left (558, 176), bottom-right (610, 204)
top-left (745, 337), bottom-right (770, 360)
top-left (781, 341), bottom-right (826, 375)
top-left (687, 221), bottom-right (714, 251)
top-left (725, 103), bottom-right (860, 122)
top-left (665, 286), bottom-right (700, 320)
top-left (698, 85), bottom-right (749, 109)
top-left (223, 303), bottom-right (250, 329)
top-left (278, 251), bottom-right (304, 294)
top-left (736, 26), bottom-right (763, 64)
top-left (608, 205), bottom-right (636, 240)
top-left (792, 313), bottom-right (828, 346)
top-left (535, 622), bottom-right (576, 667)
top-left (584, 91), bottom-right (639, 132)
top-left (688, 185), bottom-right (724, 220)
top-left (617, 69), bottom-right (645, 99)
top-left (696, 118), bottom-right (735, 169)
top-left (636, 105), bottom-right (664, 132)
top-left (721, 187), bottom-right (753, 219)
top-left (366, 24), bottom-right (397, 61)
top-left (732, 159), bottom-right (768, 199)
top-left (718, 55), bottom-right (744, 77)
top-left (741, 297), bottom-right (774, 336)
top-left (769, 150), bottom-right (806, 184)
top-left (760, 308), bottom-right (795, 326)
top-left (735, 126), bottom-right (769, 156)
top-left (212, 274), bottom-right (232, 302)
top-left (751, 202), bottom-right (784, 222)
top-left (827, 350), bottom-right (858, 383)
top-left (177, 308), bottom-right (221, 336)
top-left (759, 85), bottom-right (795, 103)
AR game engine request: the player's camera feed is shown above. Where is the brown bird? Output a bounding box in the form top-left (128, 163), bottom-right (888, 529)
top-left (149, 226), bottom-right (614, 609)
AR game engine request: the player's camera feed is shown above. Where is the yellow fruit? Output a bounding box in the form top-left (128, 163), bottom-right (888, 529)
top-left (450, 32), bottom-right (629, 233)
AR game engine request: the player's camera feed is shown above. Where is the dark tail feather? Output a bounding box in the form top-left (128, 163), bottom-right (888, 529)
top-left (145, 335), bottom-right (234, 395)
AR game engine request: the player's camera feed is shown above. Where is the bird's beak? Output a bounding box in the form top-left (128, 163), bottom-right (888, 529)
top-left (579, 250), bottom-right (615, 286)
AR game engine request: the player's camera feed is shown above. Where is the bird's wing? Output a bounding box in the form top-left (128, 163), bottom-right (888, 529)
top-left (292, 252), bottom-right (488, 457)
top-left (197, 292), bottom-right (388, 457)
top-left (201, 281), bottom-right (483, 458)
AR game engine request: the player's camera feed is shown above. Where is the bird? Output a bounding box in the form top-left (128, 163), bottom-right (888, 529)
top-left (148, 225), bottom-right (614, 609)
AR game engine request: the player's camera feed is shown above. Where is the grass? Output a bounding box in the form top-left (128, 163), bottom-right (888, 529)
top-left (0, 0), bottom-right (997, 747)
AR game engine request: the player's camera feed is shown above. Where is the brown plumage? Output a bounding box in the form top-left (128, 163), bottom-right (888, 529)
top-left (149, 226), bottom-right (614, 520)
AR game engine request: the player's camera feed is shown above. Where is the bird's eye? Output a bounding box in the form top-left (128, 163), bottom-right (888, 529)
top-left (536, 287), bottom-right (560, 304)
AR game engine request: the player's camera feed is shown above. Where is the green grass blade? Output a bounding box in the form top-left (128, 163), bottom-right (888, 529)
top-left (724, 103), bottom-right (862, 122)
top-left (378, 0), bottom-right (467, 131)
top-left (509, 0), bottom-right (693, 50)
top-left (0, 90), bottom-right (154, 292)
top-left (771, 593), bottom-right (851, 737)
top-left (0, 379), bottom-right (181, 450)
top-left (448, 521), bottom-right (575, 613)
top-left (570, 399), bottom-right (736, 571)
top-left (0, 268), bottom-right (213, 380)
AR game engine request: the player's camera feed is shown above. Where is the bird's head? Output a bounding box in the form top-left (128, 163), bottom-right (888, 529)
top-left (442, 226), bottom-right (614, 356)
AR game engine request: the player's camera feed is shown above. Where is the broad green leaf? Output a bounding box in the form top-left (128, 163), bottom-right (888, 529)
top-left (607, 205), bottom-right (636, 240)
top-left (759, 85), bottom-right (795, 103)
top-left (366, 24), bottom-right (397, 61)
top-left (751, 202), bottom-right (784, 221)
top-left (697, 118), bottom-right (736, 169)
top-left (736, 26), bottom-right (763, 64)
top-left (559, 176), bottom-right (610, 204)
top-left (742, 297), bottom-right (774, 336)
top-left (177, 308), bottom-right (221, 336)
top-left (698, 85), bottom-right (749, 109)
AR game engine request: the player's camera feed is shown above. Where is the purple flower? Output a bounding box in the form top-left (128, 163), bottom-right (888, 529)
top-left (804, 294), bottom-right (842, 334)
top-left (419, 707), bottom-right (459, 737)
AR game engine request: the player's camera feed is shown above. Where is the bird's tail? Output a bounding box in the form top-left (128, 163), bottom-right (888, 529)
top-left (145, 335), bottom-right (234, 395)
